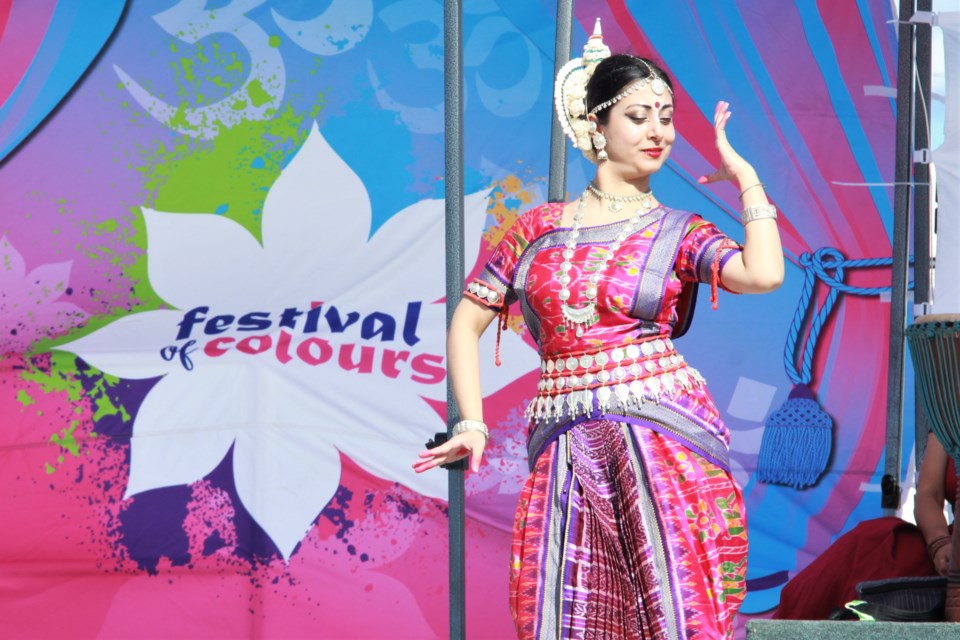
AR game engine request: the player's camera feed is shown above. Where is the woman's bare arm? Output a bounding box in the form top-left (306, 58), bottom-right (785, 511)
top-left (413, 297), bottom-right (497, 473)
top-left (915, 432), bottom-right (951, 575)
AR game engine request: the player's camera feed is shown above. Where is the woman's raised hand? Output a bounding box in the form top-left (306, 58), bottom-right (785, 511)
top-left (697, 101), bottom-right (756, 186)
top-left (413, 431), bottom-right (487, 473)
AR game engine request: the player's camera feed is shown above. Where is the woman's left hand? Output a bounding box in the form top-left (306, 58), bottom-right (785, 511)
top-left (697, 101), bottom-right (756, 186)
top-left (933, 543), bottom-right (951, 576)
top-left (412, 431), bottom-right (487, 473)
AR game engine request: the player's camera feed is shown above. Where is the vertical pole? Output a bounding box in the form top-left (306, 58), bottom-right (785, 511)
top-left (548, 0), bottom-right (576, 203)
top-left (882, 0), bottom-right (916, 513)
top-left (913, 0), bottom-right (932, 307)
top-left (912, 0), bottom-right (933, 465)
top-left (443, 1), bottom-right (466, 637)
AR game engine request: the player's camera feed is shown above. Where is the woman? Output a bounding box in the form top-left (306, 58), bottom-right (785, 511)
top-left (414, 21), bottom-right (783, 639)
top-left (916, 432), bottom-right (955, 577)
top-left (774, 431), bottom-right (956, 620)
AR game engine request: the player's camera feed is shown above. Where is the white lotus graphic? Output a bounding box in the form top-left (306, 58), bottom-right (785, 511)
top-left (55, 124), bottom-right (531, 559)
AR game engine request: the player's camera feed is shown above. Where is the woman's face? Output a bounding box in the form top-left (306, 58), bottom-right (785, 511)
top-left (594, 82), bottom-right (675, 178)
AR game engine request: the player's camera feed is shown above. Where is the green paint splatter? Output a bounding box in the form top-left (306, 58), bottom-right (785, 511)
top-left (168, 102), bottom-right (195, 134)
top-left (21, 350), bottom-right (134, 474)
top-left (180, 58), bottom-right (196, 83)
top-left (225, 52), bottom-right (243, 74)
top-left (21, 354), bottom-right (82, 401)
top-left (269, 35), bottom-right (281, 48)
top-left (16, 390), bottom-right (35, 406)
top-left (135, 103), bottom-right (314, 241)
top-left (98, 219), bottom-right (119, 234)
top-left (246, 79), bottom-right (271, 108)
top-left (89, 375), bottom-right (131, 423)
top-left (51, 421), bottom-right (80, 456)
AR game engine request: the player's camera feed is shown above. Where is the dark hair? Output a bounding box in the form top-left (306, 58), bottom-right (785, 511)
top-left (585, 54), bottom-right (673, 124)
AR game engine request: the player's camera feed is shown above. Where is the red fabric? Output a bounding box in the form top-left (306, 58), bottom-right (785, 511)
top-left (773, 517), bottom-right (938, 620)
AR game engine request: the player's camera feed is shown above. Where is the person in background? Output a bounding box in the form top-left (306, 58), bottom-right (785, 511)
top-left (774, 431), bottom-right (955, 620)
top-left (916, 432), bottom-right (955, 576)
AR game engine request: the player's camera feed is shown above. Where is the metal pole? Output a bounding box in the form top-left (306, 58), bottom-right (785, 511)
top-left (912, 0), bottom-right (933, 466)
top-left (882, 0), bottom-right (917, 513)
top-left (444, 0), bottom-right (466, 637)
top-left (548, 0), bottom-right (575, 203)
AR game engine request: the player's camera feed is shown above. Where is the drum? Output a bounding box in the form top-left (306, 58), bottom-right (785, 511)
top-left (905, 314), bottom-right (960, 621)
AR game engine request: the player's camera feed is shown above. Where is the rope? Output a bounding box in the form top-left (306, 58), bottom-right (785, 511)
top-left (759, 247), bottom-right (913, 488)
top-left (783, 247), bottom-right (914, 385)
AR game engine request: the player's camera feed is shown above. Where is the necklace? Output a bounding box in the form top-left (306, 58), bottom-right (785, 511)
top-left (559, 189), bottom-right (655, 337)
top-left (588, 183), bottom-right (654, 213)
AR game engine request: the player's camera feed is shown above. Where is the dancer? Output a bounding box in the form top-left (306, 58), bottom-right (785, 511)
top-left (414, 20), bottom-right (783, 639)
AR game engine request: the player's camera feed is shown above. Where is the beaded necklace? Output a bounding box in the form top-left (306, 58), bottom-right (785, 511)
top-left (558, 187), bottom-right (656, 337)
top-left (587, 183), bottom-right (653, 213)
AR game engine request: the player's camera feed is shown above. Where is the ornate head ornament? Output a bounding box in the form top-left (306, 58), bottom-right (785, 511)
top-left (554, 19), bottom-right (673, 164)
top-left (587, 57), bottom-right (672, 115)
top-left (554, 18), bottom-right (610, 164)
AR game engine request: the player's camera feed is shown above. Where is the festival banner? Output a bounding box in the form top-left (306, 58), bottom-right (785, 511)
top-left (0, 1), bottom-right (903, 637)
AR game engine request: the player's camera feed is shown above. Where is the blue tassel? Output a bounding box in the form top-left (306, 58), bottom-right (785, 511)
top-left (756, 384), bottom-right (833, 489)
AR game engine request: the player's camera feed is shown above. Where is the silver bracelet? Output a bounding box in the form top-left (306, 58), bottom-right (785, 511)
top-left (452, 419), bottom-right (489, 441)
top-left (741, 204), bottom-right (778, 225)
top-left (738, 182), bottom-right (765, 199)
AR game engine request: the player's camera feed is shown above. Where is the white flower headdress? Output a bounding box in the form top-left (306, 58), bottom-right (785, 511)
top-left (554, 18), bottom-right (673, 164)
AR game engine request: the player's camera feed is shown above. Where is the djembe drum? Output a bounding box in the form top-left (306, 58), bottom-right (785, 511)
top-left (906, 314), bottom-right (960, 621)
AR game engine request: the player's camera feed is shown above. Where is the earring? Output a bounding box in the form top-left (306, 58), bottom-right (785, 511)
top-left (592, 132), bottom-right (607, 161)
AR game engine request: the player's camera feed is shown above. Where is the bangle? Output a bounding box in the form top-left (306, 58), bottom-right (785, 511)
top-left (452, 419), bottom-right (489, 441)
top-left (741, 204), bottom-right (778, 225)
top-left (739, 182), bottom-right (765, 199)
top-left (927, 535), bottom-right (951, 560)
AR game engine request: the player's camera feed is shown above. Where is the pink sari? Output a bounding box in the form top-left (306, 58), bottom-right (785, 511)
top-left (466, 202), bottom-right (747, 639)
